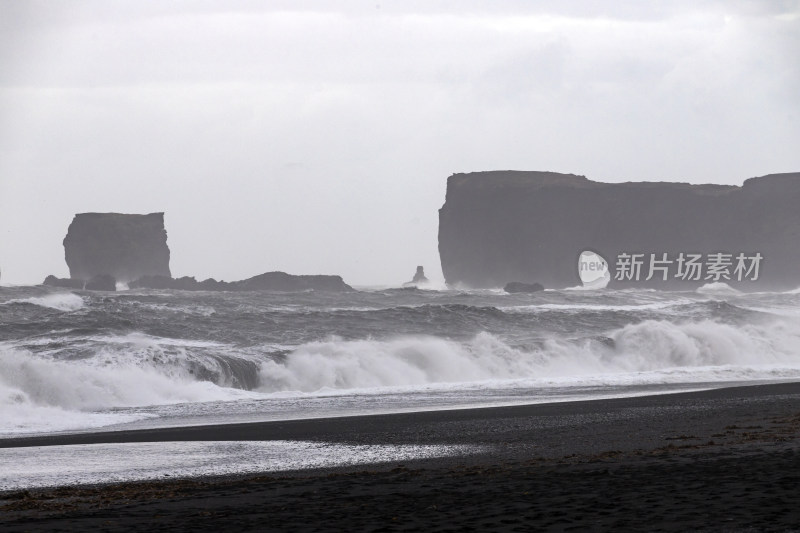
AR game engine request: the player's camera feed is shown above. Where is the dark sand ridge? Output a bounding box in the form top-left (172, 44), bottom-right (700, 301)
top-left (2, 382), bottom-right (800, 531)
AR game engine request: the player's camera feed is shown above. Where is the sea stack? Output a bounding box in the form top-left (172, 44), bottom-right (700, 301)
top-left (438, 171), bottom-right (800, 290)
top-left (412, 266), bottom-right (429, 284)
top-left (63, 212), bottom-right (171, 283)
top-left (402, 266), bottom-right (430, 288)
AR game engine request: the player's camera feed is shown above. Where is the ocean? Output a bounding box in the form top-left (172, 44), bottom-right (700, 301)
top-left (2, 282), bottom-right (800, 441)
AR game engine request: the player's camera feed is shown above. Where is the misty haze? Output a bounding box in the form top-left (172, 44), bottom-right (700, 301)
top-left (2, 1), bottom-right (800, 531)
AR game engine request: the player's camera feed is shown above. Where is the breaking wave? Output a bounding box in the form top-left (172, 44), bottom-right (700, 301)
top-left (257, 318), bottom-right (800, 392)
top-left (3, 317), bottom-right (800, 422)
top-left (696, 282), bottom-right (741, 296)
top-left (3, 283), bottom-right (800, 435)
top-left (3, 293), bottom-right (85, 311)
top-left (0, 341), bottom-right (258, 434)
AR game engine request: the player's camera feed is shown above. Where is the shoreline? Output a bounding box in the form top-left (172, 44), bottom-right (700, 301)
top-left (2, 381), bottom-right (798, 451)
top-left (2, 381), bottom-right (800, 531)
top-left (0, 378), bottom-right (741, 441)
top-left (0, 382), bottom-right (800, 531)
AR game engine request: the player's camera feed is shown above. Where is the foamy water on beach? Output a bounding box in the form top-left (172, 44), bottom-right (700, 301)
top-left (0, 441), bottom-right (481, 491)
top-left (2, 284), bottom-right (800, 436)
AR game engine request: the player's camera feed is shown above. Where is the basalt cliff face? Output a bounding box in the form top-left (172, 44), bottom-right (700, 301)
top-left (438, 171), bottom-right (800, 290)
top-left (63, 212), bottom-right (171, 282)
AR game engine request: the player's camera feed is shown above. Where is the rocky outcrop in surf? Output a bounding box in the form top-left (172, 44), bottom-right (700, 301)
top-left (438, 171), bottom-right (800, 290)
top-left (84, 274), bottom-right (117, 291)
top-left (412, 266), bottom-right (428, 284)
top-left (504, 282), bottom-right (544, 293)
top-left (402, 266), bottom-right (430, 288)
top-left (48, 212), bottom-right (354, 292)
top-left (129, 272), bottom-right (354, 292)
top-left (43, 275), bottom-right (84, 289)
top-left (42, 274), bottom-right (117, 291)
top-left (63, 212), bottom-right (171, 283)
top-left (234, 272), bottom-right (353, 292)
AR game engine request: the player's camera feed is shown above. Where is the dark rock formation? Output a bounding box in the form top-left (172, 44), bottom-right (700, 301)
top-left (504, 282), bottom-right (544, 293)
top-left (52, 212), bottom-right (354, 293)
top-left (412, 266), bottom-right (428, 284)
top-left (84, 274), bottom-right (116, 291)
top-left (403, 266), bottom-right (429, 288)
top-left (129, 275), bottom-right (200, 290)
top-left (43, 275), bottom-right (84, 289)
top-left (64, 213), bottom-right (171, 283)
top-left (438, 171), bottom-right (800, 290)
top-left (130, 272), bottom-right (354, 292)
top-left (43, 274), bottom-right (117, 291)
top-left (232, 272), bottom-right (353, 292)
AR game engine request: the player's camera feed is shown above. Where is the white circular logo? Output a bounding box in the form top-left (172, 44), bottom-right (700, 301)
top-left (578, 250), bottom-right (610, 289)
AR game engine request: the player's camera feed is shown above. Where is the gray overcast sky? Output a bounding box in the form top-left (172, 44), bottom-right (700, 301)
top-left (1, 0), bottom-right (798, 286)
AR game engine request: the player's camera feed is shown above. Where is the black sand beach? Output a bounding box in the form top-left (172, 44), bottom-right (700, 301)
top-left (3, 382), bottom-right (800, 531)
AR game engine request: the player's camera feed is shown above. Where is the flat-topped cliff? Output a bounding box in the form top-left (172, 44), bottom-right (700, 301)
top-left (438, 171), bottom-right (800, 290)
top-left (49, 212), bottom-right (353, 292)
top-left (64, 212), bottom-right (171, 282)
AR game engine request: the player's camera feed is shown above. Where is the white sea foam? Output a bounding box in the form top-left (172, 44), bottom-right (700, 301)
top-left (0, 441), bottom-right (478, 490)
top-left (563, 284), bottom-right (595, 291)
top-left (257, 318), bottom-right (800, 393)
top-left (696, 282), bottom-right (742, 296)
top-left (4, 315), bottom-right (800, 435)
top-left (502, 300), bottom-right (693, 313)
top-left (3, 293), bottom-right (85, 311)
top-left (0, 344), bottom-right (257, 435)
top-left (94, 331), bottom-right (227, 349)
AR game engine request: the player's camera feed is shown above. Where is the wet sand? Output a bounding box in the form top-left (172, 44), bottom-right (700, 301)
top-left (3, 382), bottom-right (800, 531)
